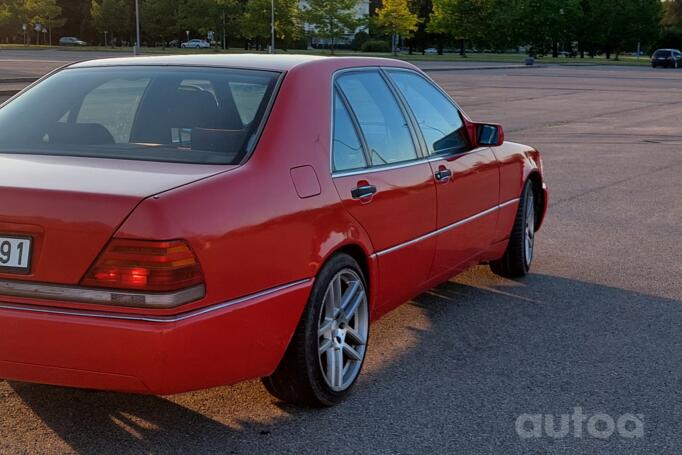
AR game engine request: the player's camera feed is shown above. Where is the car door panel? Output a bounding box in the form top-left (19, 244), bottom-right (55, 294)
top-left (332, 70), bottom-right (437, 314)
top-left (386, 69), bottom-right (500, 278)
top-left (427, 149), bottom-right (500, 278)
top-left (333, 166), bottom-right (437, 311)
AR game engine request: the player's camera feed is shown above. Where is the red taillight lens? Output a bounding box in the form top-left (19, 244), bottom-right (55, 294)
top-left (81, 239), bottom-right (203, 292)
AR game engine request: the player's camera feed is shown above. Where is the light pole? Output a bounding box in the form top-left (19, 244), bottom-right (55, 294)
top-left (133, 0), bottom-right (141, 55)
top-left (270, 0), bottom-right (275, 54)
top-left (104, 30), bottom-right (108, 47)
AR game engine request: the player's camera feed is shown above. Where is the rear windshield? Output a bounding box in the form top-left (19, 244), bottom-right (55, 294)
top-left (654, 50), bottom-right (672, 57)
top-left (0, 66), bottom-right (280, 164)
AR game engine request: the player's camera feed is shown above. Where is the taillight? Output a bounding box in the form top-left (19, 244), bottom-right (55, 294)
top-left (81, 239), bottom-right (204, 292)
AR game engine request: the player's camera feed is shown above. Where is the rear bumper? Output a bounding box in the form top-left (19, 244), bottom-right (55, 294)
top-left (0, 279), bottom-right (312, 395)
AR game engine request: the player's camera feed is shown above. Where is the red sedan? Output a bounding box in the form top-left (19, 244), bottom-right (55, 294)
top-left (0, 55), bottom-right (547, 406)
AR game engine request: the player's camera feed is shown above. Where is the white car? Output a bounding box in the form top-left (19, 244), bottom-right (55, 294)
top-left (181, 39), bottom-right (210, 49)
top-left (424, 47), bottom-right (439, 55)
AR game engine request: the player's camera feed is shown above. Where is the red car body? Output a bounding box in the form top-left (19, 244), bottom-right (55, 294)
top-left (0, 55), bottom-right (547, 394)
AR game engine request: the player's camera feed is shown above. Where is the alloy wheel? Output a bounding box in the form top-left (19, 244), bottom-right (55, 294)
top-left (317, 269), bottom-right (369, 392)
top-left (524, 191), bottom-right (535, 267)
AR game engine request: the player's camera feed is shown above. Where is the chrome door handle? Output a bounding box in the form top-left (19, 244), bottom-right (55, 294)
top-left (435, 169), bottom-right (452, 183)
top-left (351, 185), bottom-right (377, 199)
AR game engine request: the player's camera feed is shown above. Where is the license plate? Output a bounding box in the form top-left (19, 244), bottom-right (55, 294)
top-left (0, 236), bottom-right (32, 273)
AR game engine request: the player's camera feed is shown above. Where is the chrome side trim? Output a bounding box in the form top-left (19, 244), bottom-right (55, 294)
top-left (376, 198), bottom-right (520, 257)
top-left (0, 281), bottom-right (206, 309)
top-left (332, 158), bottom-right (429, 178)
top-left (0, 279), bottom-right (312, 323)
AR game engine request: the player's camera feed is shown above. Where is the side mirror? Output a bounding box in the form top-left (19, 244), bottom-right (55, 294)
top-left (476, 123), bottom-right (504, 147)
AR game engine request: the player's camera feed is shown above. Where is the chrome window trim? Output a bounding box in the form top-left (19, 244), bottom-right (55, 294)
top-left (0, 280), bottom-right (206, 309)
top-left (373, 198), bottom-right (520, 257)
top-left (332, 157), bottom-right (431, 178)
top-left (0, 279), bottom-right (312, 323)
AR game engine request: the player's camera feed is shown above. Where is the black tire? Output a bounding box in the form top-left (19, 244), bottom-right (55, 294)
top-left (262, 254), bottom-right (369, 407)
top-left (490, 180), bottom-right (536, 278)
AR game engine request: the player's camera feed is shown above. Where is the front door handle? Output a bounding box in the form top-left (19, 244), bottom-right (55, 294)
top-left (435, 168), bottom-right (452, 183)
top-left (351, 184), bottom-right (377, 200)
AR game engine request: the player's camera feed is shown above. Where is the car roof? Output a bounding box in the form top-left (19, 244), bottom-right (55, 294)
top-left (67, 54), bottom-right (416, 73)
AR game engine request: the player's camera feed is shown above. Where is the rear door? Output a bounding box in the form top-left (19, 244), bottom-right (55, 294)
top-left (331, 70), bottom-right (437, 312)
top-left (386, 69), bottom-right (500, 280)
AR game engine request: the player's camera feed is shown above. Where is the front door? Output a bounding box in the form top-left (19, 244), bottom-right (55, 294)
top-left (386, 70), bottom-right (500, 279)
top-left (331, 70), bottom-right (437, 312)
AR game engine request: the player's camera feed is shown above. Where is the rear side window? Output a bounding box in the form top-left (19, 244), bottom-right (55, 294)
top-left (336, 71), bottom-right (418, 166)
top-left (388, 70), bottom-right (470, 156)
top-left (0, 66), bottom-right (280, 164)
top-left (332, 92), bottom-right (367, 172)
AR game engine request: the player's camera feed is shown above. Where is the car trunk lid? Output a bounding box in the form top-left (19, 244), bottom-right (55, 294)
top-left (0, 153), bottom-right (232, 285)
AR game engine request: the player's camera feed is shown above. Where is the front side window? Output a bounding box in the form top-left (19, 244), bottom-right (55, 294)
top-left (0, 66), bottom-right (280, 164)
top-left (388, 70), bottom-right (470, 156)
top-left (332, 92), bottom-right (367, 172)
top-left (336, 71), bottom-right (418, 166)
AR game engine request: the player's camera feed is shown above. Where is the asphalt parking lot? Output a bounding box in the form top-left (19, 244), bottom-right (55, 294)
top-left (1, 54), bottom-right (682, 454)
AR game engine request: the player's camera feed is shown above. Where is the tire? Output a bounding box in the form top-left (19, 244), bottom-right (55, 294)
top-left (490, 180), bottom-right (536, 278)
top-left (262, 253), bottom-right (370, 407)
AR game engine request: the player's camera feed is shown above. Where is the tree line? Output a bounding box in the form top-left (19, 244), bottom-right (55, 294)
top-left (1, 0), bottom-right (680, 57)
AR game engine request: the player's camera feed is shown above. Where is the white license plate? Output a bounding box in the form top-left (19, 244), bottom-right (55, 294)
top-left (0, 236), bottom-right (32, 273)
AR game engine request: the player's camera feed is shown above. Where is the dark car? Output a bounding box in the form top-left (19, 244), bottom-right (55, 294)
top-left (651, 49), bottom-right (682, 68)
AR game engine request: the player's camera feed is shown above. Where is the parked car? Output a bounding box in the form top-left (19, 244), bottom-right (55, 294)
top-left (0, 55), bottom-right (547, 406)
top-left (58, 36), bottom-right (87, 46)
top-left (424, 47), bottom-right (438, 54)
top-left (651, 49), bottom-right (682, 68)
top-left (181, 39), bottom-right (210, 49)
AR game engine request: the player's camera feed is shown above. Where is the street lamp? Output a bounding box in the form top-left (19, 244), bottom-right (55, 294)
top-left (104, 30), bottom-right (108, 47)
top-left (270, 0), bottom-right (275, 54)
top-left (133, 0), bottom-right (141, 55)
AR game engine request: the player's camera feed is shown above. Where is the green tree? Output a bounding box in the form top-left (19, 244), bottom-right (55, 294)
top-left (241, 0), bottom-right (301, 50)
top-left (407, 0), bottom-right (434, 54)
top-left (375, 0), bottom-right (420, 55)
top-left (429, 0), bottom-right (498, 55)
top-left (142, 0), bottom-right (181, 46)
top-left (663, 0), bottom-right (682, 26)
top-left (91, 0), bottom-right (131, 43)
top-left (589, 0), bottom-right (661, 58)
top-left (513, 0), bottom-right (582, 57)
top-left (302, 0), bottom-right (362, 54)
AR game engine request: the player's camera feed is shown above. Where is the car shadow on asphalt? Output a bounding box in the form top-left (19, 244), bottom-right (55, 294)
top-left (8, 267), bottom-right (682, 453)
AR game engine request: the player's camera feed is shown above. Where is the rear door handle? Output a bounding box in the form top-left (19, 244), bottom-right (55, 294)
top-left (351, 184), bottom-right (377, 200)
top-left (435, 169), bottom-right (452, 183)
